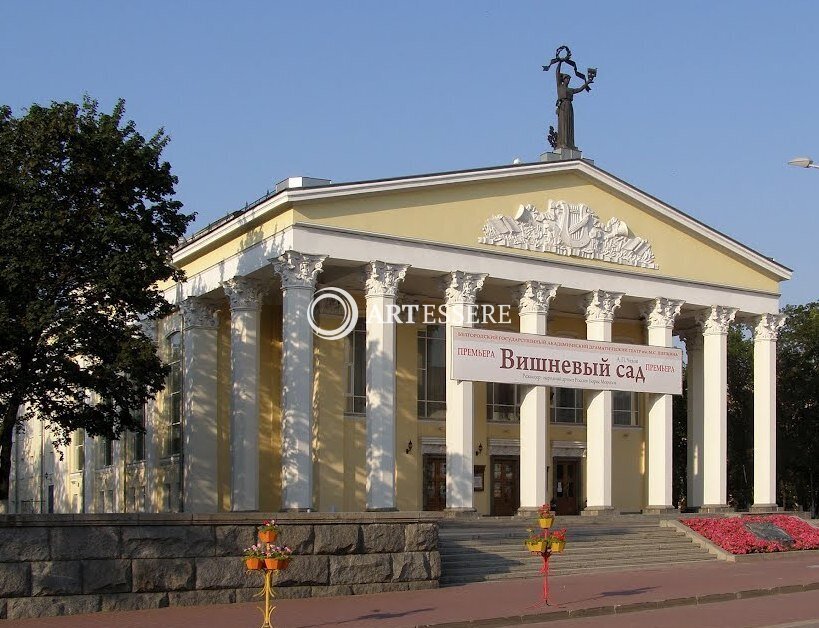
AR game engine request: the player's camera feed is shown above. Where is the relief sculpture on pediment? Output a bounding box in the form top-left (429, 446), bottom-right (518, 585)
top-left (479, 199), bottom-right (658, 269)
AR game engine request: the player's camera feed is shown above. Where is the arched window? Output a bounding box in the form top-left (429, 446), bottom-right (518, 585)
top-left (164, 331), bottom-right (182, 457)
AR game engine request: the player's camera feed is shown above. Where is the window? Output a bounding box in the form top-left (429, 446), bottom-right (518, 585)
top-left (72, 430), bottom-right (85, 471)
top-left (344, 320), bottom-right (366, 414)
top-left (487, 383), bottom-right (521, 422)
top-left (164, 331), bottom-right (182, 457)
top-left (613, 391), bottom-right (638, 426)
top-left (98, 438), bottom-right (113, 467)
top-left (551, 388), bottom-right (584, 423)
top-left (163, 483), bottom-right (172, 512)
top-left (127, 405), bottom-right (146, 463)
top-left (417, 325), bottom-right (446, 419)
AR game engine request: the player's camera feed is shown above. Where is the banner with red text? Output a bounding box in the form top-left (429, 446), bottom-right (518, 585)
top-left (451, 327), bottom-right (682, 394)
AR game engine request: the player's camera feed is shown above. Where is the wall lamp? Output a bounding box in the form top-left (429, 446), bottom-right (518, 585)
top-left (475, 443), bottom-right (483, 457)
top-left (405, 440), bottom-right (413, 454)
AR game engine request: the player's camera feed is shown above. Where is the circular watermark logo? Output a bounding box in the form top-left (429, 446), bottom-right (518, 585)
top-left (308, 287), bottom-right (359, 340)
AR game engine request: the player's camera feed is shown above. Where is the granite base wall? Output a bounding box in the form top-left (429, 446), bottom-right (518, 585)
top-left (0, 513), bottom-right (440, 620)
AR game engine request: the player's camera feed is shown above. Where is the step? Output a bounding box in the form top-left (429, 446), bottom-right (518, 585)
top-left (440, 536), bottom-right (697, 551)
top-left (442, 546), bottom-right (708, 565)
top-left (440, 556), bottom-right (715, 585)
top-left (442, 547), bottom-right (710, 569)
top-left (437, 519), bottom-right (718, 586)
top-left (441, 536), bottom-right (697, 550)
top-left (441, 553), bottom-right (716, 579)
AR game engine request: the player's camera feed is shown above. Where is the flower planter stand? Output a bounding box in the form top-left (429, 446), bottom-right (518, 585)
top-left (526, 512), bottom-right (565, 606)
top-left (245, 524), bottom-right (290, 628)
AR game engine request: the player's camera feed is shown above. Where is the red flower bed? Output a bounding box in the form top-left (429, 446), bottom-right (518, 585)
top-left (681, 515), bottom-right (819, 555)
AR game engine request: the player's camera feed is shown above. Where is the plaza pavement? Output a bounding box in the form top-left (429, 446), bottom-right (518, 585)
top-left (4, 551), bottom-right (819, 627)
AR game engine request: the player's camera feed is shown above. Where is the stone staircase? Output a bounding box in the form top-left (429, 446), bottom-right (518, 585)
top-left (439, 515), bottom-right (717, 586)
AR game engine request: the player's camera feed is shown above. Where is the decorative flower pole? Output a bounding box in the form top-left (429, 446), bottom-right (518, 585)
top-left (243, 520), bottom-right (293, 628)
top-left (524, 504), bottom-right (566, 605)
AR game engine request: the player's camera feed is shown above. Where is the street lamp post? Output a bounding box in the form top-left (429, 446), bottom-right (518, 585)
top-left (788, 157), bottom-right (819, 170)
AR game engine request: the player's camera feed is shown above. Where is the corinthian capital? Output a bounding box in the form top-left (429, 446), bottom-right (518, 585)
top-left (180, 297), bottom-right (219, 329)
top-left (516, 281), bottom-right (559, 315)
top-left (272, 251), bottom-right (326, 290)
top-left (641, 297), bottom-right (684, 329)
top-left (753, 313), bottom-right (786, 342)
top-left (583, 290), bottom-right (624, 323)
top-left (364, 260), bottom-right (410, 298)
top-left (696, 305), bottom-right (738, 335)
top-left (222, 276), bottom-right (265, 312)
top-left (441, 271), bottom-right (488, 305)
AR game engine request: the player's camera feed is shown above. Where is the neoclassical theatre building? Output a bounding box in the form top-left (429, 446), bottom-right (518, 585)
top-left (9, 157), bottom-right (790, 516)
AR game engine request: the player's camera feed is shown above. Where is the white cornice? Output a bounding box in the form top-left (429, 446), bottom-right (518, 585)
top-left (173, 160), bottom-right (791, 281)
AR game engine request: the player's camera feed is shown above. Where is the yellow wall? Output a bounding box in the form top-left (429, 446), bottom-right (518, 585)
top-left (259, 299), bottom-right (282, 511)
top-left (217, 307), bottom-right (231, 511)
top-left (164, 210), bottom-right (296, 289)
top-left (612, 427), bottom-right (645, 513)
top-left (315, 312), bottom-right (347, 512)
top-left (396, 324), bottom-right (420, 511)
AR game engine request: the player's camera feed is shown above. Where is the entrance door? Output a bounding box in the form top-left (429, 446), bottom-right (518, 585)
top-left (491, 456), bottom-right (520, 516)
top-left (553, 458), bottom-right (580, 515)
top-left (423, 455), bottom-right (446, 511)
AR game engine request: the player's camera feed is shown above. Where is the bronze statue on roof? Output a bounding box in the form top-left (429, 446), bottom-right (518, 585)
top-left (543, 46), bottom-right (597, 151)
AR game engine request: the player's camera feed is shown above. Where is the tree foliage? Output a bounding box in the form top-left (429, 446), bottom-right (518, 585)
top-left (726, 324), bottom-right (754, 509)
top-left (0, 98), bottom-right (193, 502)
top-left (777, 302), bottom-right (819, 514)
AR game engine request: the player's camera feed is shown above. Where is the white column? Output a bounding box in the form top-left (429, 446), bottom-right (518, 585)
top-left (180, 297), bottom-right (220, 513)
top-left (642, 298), bottom-right (684, 512)
top-left (272, 251), bottom-right (326, 511)
top-left (364, 261), bottom-right (409, 511)
top-left (517, 281), bottom-right (558, 514)
top-left (680, 329), bottom-right (704, 508)
top-left (751, 313), bottom-right (784, 510)
top-left (222, 276), bottom-right (265, 511)
top-left (698, 306), bottom-right (737, 510)
top-left (444, 271), bottom-right (487, 512)
top-left (583, 290), bottom-right (623, 514)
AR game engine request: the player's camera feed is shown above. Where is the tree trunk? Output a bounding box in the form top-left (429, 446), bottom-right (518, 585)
top-left (0, 400), bottom-right (20, 504)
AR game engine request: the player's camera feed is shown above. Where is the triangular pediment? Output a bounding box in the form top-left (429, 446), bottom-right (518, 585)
top-left (174, 159), bottom-right (790, 296)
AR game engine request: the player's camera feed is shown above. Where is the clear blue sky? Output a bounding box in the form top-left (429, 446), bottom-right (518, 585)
top-left (3, 2), bottom-right (817, 305)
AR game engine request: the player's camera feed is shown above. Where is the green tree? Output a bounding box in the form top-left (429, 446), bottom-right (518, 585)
top-left (777, 302), bottom-right (819, 515)
top-left (726, 324), bottom-right (754, 509)
top-left (0, 98), bottom-right (193, 509)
